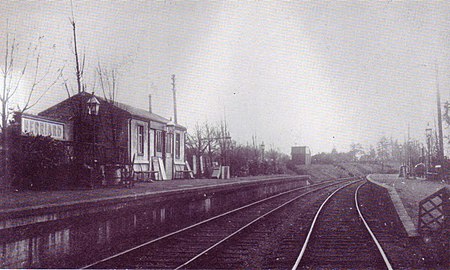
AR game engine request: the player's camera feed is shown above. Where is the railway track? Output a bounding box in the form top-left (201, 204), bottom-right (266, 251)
top-left (293, 182), bottom-right (393, 269)
top-left (185, 179), bottom-right (348, 269)
top-left (83, 177), bottom-right (357, 269)
top-left (83, 178), bottom-right (393, 269)
top-left (186, 180), bottom-right (392, 269)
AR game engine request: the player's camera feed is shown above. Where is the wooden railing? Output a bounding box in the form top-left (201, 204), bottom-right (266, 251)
top-left (418, 187), bottom-right (449, 233)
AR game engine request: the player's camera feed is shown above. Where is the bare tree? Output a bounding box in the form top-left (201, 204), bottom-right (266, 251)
top-left (349, 142), bottom-right (364, 162)
top-left (1, 29), bottom-right (60, 131)
top-left (1, 23), bottom-right (60, 185)
top-left (64, 2), bottom-right (91, 169)
top-left (186, 121), bottom-right (219, 177)
top-left (59, 1), bottom-right (86, 99)
top-left (186, 123), bottom-right (208, 177)
top-left (216, 119), bottom-right (231, 165)
top-left (97, 62), bottom-right (117, 101)
top-left (18, 42), bottom-right (62, 113)
top-left (69, 0), bottom-right (84, 95)
top-left (96, 62), bottom-right (126, 163)
top-left (203, 122), bottom-right (218, 172)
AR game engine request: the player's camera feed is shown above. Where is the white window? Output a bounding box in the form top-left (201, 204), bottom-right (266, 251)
top-left (175, 133), bottom-right (181, 159)
top-left (166, 133), bottom-right (173, 154)
top-left (137, 125), bottom-right (144, 155)
top-left (156, 130), bottom-right (163, 153)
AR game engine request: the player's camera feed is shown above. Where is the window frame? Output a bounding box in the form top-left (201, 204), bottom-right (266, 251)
top-left (137, 124), bottom-right (145, 155)
top-left (166, 133), bottom-right (173, 154)
top-left (156, 130), bottom-right (163, 153)
top-left (175, 133), bottom-right (181, 159)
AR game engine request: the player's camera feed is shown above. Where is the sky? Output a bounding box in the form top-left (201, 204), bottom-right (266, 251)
top-left (1, 1), bottom-right (450, 155)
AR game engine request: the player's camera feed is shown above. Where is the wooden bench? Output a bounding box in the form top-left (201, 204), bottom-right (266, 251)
top-left (135, 163), bottom-right (159, 181)
top-left (174, 165), bottom-right (194, 179)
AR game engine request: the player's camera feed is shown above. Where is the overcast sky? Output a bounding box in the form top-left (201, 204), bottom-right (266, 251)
top-left (2, 1), bottom-right (450, 154)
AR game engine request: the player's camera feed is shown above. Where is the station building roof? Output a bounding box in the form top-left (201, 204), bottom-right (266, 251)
top-left (39, 92), bottom-right (186, 131)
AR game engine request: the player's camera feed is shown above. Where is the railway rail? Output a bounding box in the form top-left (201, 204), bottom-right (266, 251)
top-left (83, 177), bottom-right (357, 269)
top-left (83, 178), bottom-right (393, 269)
top-left (293, 182), bottom-right (393, 269)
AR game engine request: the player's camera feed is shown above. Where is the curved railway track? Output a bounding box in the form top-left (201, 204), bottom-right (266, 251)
top-left (293, 182), bottom-right (393, 270)
top-left (185, 180), bottom-right (356, 269)
top-left (83, 178), bottom-right (357, 269)
top-left (83, 178), bottom-right (392, 269)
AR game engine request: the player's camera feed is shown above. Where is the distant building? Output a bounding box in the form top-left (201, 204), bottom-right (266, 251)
top-left (291, 146), bottom-right (311, 165)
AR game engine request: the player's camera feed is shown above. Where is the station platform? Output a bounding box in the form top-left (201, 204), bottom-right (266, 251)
top-left (0, 174), bottom-right (308, 222)
top-left (367, 174), bottom-right (449, 237)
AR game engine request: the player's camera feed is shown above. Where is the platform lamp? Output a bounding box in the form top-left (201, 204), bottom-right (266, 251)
top-left (87, 93), bottom-right (100, 187)
top-left (426, 126), bottom-right (432, 175)
top-left (87, 94), bottom-right (100, 116)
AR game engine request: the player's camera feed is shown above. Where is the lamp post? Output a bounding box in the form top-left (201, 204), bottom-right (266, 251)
top-left (87, 93), bottom-right (100, 187)
top-left (426, 126), bottom-right (432, 176)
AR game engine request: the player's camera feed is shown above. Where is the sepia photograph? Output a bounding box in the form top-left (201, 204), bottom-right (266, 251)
top-left (1, 1), bottom-right (450, 269)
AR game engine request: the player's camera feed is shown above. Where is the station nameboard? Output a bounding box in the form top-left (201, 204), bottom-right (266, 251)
top-left (21, 115), bottom-right (65, 140)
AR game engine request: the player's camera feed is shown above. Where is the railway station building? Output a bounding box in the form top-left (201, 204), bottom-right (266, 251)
top-left (19, 91), bottom-right (187, 182)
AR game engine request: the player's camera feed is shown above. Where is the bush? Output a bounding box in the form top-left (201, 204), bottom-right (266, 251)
top-left (9, 132), bottom-right (68, 190)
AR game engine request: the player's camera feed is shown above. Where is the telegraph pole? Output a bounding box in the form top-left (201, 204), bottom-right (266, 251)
top-left (435, 63), bottom-right (445, 163)
top-left (171, 74), bottom-right (178, 124)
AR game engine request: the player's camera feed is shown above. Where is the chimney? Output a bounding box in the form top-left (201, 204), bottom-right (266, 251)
top-left (148, 94), bottom-right (152, 113)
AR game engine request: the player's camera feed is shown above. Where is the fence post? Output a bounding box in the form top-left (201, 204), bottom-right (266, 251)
top-left (442, 188), bottom-right (450, 263)
top-left (442, 188), bottom-right (450, 232)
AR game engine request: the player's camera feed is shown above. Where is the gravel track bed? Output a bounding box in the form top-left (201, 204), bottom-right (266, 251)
top-left (186, 185), bottom-right (337, 269)
top-left (88, 181), bottom-right (351, 269)
top-left (299, 182), bottom-right (386, 269)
